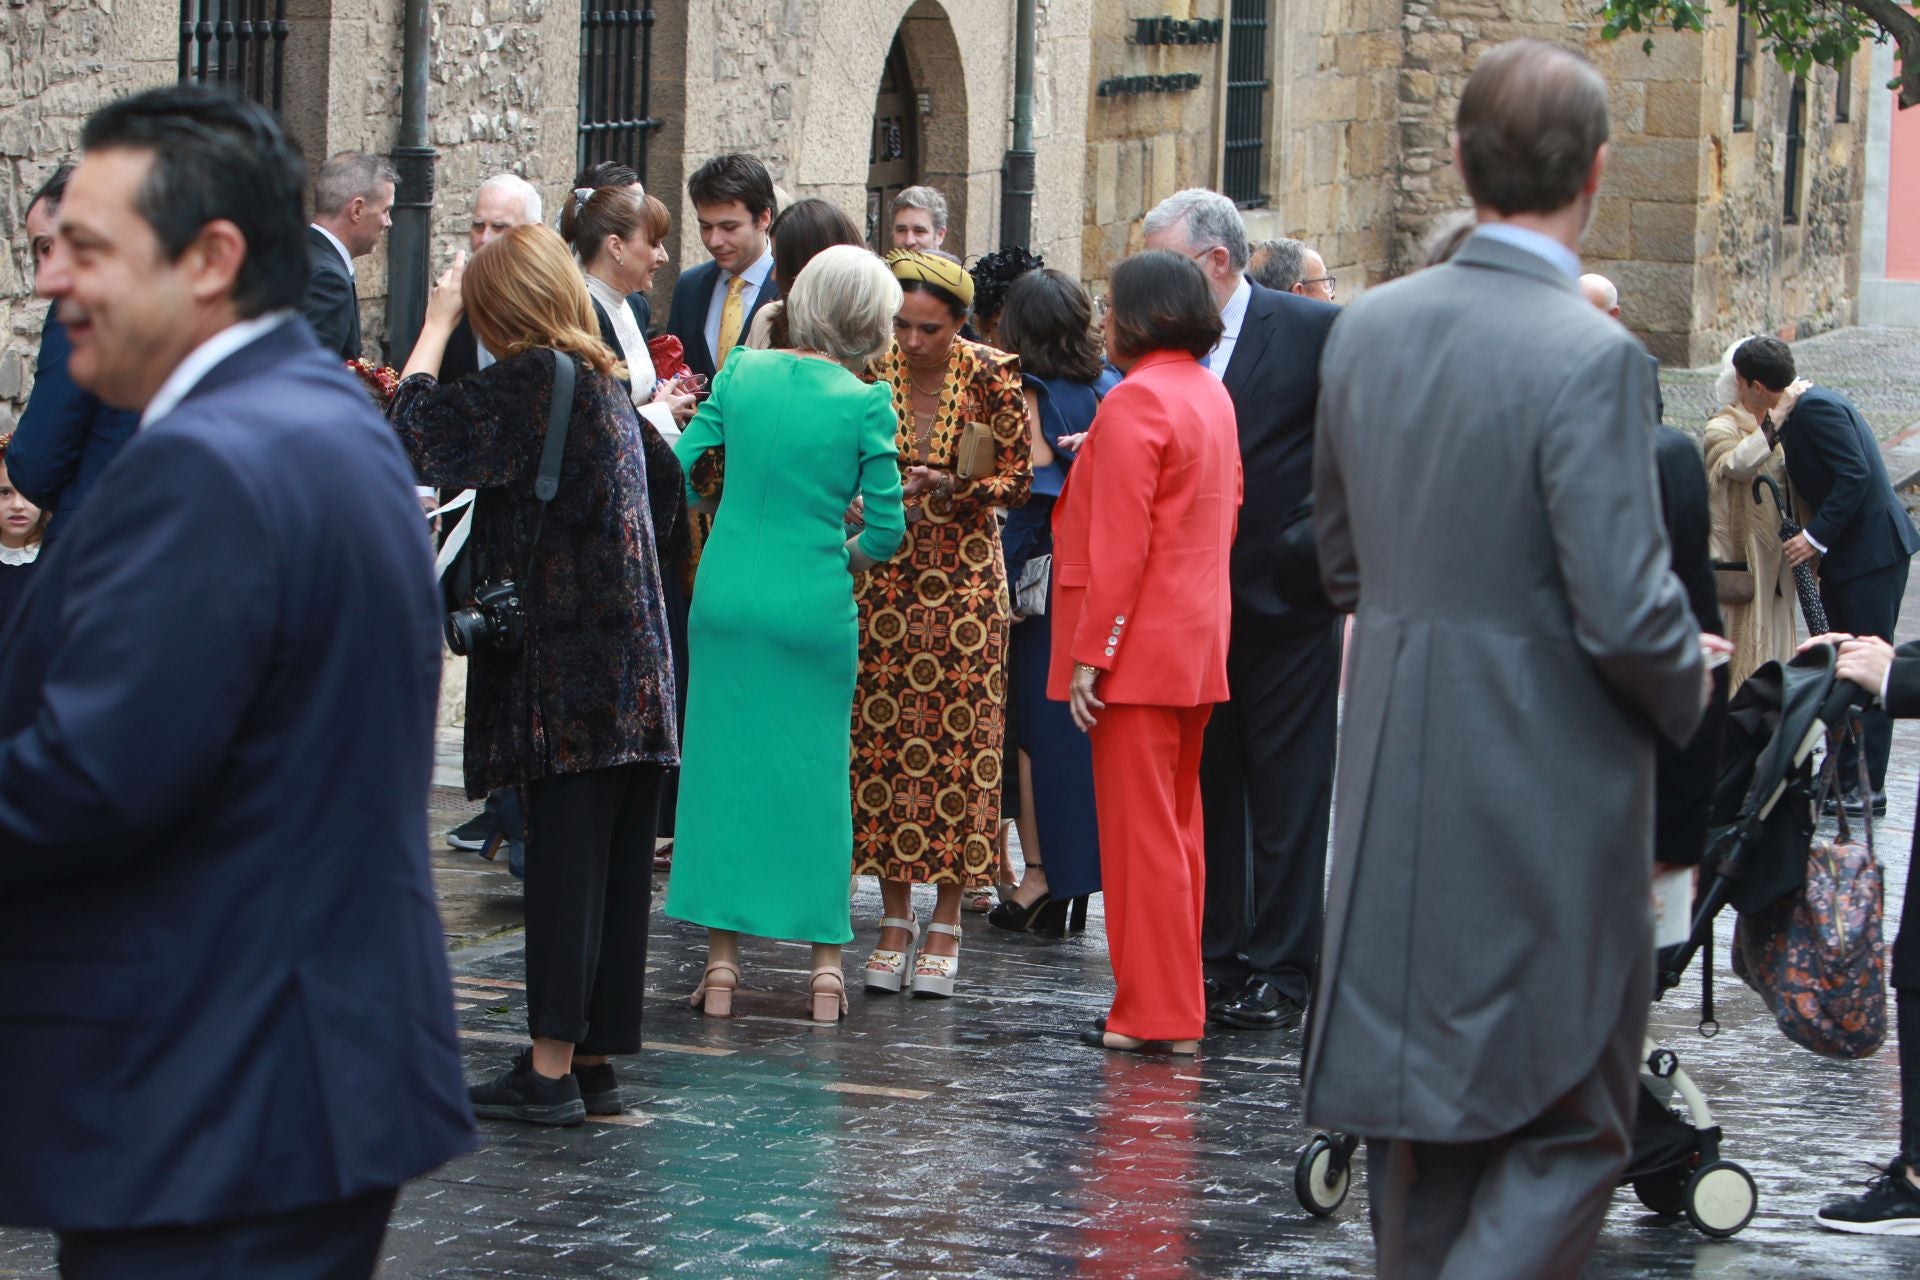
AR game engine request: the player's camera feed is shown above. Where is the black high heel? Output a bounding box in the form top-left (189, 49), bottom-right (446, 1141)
top-left (1030, 898), bottom-right (1071, 941)
top-left (986, 892), bottom-right (1055, 934)
top-left (1069, 895), bottom-right (1089, 934)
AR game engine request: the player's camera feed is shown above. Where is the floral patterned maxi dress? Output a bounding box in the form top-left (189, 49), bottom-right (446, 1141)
top-left (851, 339), bottom-right (1032, 886)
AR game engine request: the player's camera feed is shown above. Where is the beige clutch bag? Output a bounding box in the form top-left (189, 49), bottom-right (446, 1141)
top-left (955, 421), bottom-right (995, 481)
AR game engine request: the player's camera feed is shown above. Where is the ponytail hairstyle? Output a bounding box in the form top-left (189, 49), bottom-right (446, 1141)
top-left (558, 185), bottom-right (671, 271)
top-left (463, 224), bottom-right (624, 378)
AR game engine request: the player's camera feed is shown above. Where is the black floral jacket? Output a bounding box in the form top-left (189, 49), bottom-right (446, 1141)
top-left (390, 351), bottom-right (679, 797)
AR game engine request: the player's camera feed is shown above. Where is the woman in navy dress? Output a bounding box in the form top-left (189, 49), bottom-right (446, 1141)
top-left (986, 269), bottom-right (1116, 938)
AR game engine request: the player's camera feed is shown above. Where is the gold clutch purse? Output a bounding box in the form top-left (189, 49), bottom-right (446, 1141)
top-left (955, 421), bottom-right (995, 481)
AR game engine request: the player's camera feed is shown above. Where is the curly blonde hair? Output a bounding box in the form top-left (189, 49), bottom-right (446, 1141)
top-left (463, 224), bottom-right (624, 379)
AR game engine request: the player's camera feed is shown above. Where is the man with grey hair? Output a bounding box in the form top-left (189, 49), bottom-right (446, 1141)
top-left (890, 185), bottom-right (949, 251)
top-left (1139, 188), bottom-right (1341, 1038)
top-left (470, 173), bottom-right (543, 249)
top-left (1578, 270), bottom-right (1620, 317)
top-left (1310, 40), bottom-right (1717, 1274)
top-left (301, 152), bottom-right (396, 358)
top-left (438, 174), bottom-right (543, 384)
top-left (1248, 237), bottom-right (1337, 303)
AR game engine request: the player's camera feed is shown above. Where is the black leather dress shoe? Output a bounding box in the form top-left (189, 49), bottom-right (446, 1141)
top-left (1212, 980), bottom-right (1303, 1031)
top-left (1823, 789), bottom-right (1889, 818)
top-left (1204, 978), bottom-right (1231, 1017)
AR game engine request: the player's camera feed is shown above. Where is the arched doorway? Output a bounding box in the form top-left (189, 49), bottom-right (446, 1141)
top-left (866, 36), bottom-right (919, 251)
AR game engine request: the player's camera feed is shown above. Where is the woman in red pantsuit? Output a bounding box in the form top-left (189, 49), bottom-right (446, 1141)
top-left (1049, 250), bottom-right (1241, 1056)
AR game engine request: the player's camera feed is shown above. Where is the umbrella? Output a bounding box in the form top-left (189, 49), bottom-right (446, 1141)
top-left (1753, 474), bottom-right (1829, 635)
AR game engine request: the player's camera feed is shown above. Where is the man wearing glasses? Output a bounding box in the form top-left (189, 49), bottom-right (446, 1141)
top-left (1248, 237), bottom-right (1338, 304)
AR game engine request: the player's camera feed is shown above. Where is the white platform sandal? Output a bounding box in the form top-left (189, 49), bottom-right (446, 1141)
top-left (863, 914), bottom-right (918, 993)
top-left (910, 922), bottom-right (962, 999)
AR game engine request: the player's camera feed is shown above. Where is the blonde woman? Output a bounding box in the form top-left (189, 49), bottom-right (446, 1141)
top-left (392, 224), bottom-right (679, 1125)
top-left (1703, 337), bottom-right (1798, 686)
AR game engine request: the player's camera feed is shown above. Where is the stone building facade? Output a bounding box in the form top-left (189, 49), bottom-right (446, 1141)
top-left (0, 0), bottom-right (1887, 426)
top-left (0, 0), bottom-right (1085, 424)
top-left (1081, 0), bottom-right (1870, 365)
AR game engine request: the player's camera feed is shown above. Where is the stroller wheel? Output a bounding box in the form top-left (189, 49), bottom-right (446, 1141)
top-left (1294, 1134), bottom-right (1353, 1217)
top-left (1684, 1160), bottom-right (1758, 1238)
top-left (1632, 1167), bottom-right (1691, 1218)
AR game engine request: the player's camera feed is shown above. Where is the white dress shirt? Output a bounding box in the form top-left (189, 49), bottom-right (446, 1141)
top-left (1468, 222), bottom-right (1582, 282)
top-left (585, 273), bottom-right (658, 404)
top-left (1205, 275), bottom-right (1253, 380)
top-left (309, 223), bottom-right (355, 278)
top-left (702, 245), bottom-right (775, 369)
top-left (141, 311), bottom-right (295, 430)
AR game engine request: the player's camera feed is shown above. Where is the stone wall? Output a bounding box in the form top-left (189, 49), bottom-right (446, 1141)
top-left (1387, 1), bottom-right (1868, 367)
top-left (649, 0), bottom-right (1085, 316)
top-left (1244, 0), bottom-right (1402, 294)
top-left (0, 0), bottom-right (175, 427)
top-left (1082, 0), bottom-right (1230, 290)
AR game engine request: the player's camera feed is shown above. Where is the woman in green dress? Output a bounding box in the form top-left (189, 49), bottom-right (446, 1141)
top-left (664, 245), bottom-right (907, 1023)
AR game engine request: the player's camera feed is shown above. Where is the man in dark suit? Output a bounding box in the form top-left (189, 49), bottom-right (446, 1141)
top-left (1583, 273), bottom-right (1727, 865)
top-left (665, 153), bottom-right (780, 382)
top-left (1141, 189), bottom-right (1340, 1031)
top-left (9, 164), bottom-right (140, 543)
top-left (1735, 335), bottom-right (1920, 814)
top-left (437, 172), bottom-right (543, 381)
top-left (300, 152), bottom-right (396, 360)
top-left (2, 86), bottom-right (473, 1276)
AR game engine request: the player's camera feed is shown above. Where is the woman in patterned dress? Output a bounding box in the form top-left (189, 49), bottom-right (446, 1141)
top-left (854, 250), bottom-right (1031, 999)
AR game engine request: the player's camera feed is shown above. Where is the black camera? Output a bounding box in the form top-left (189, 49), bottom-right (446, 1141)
top-left (446, 579), bottom-right (527, 656)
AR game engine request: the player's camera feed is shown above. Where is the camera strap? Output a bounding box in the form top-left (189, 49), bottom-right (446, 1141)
top-left (519, 348), bottom-right (577, 582)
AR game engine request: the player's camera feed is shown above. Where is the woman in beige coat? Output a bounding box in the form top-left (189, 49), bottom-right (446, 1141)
top-left (1703, 339), bottom-right (1798, 687)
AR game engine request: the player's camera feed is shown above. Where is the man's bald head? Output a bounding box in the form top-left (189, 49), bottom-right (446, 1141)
top-left (1456, 40), bottom-right (1609, 218)
top-left (1578, 272), bottom-right (1620, 319)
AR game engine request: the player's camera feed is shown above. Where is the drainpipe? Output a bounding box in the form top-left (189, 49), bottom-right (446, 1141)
top-left (999, 0), bottom-right (1037, 249)
top-left (388, 0), bottom-right (436, 365)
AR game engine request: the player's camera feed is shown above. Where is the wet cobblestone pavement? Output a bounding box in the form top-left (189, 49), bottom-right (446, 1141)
top-left (7, 328), bottom-right (1920, 1277)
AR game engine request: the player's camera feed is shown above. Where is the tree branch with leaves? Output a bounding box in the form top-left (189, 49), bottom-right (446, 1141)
top-left (1600, 0), bottom-right (1920, 109)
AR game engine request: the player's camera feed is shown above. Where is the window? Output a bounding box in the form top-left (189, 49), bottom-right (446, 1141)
top-left (177, 0), bottom-right (288, 110)
top-left (577, 0), bottom-right (662, 180)
top-left (1732, 1), bottom-right (1754, 132)
top-left (1783, 77), bottom-right (1806, 223)
top-left (1836, 56), bottom-right (1853, 124)
top-left (1221, 0), bottom-right (1270, 208)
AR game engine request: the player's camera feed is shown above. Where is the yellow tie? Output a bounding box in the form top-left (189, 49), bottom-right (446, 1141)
top-left (717, 274), bottom-right (748, 368)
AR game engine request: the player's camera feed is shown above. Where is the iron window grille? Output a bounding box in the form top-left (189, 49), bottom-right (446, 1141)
top-left (1733, 2), bottom-right (1753, 132)
top-left (1222, 0), bottom-right (1270, 208)
top-left (1783, 76), bottom-right (1806, 223)
top-left (578, 0), bottom-right (662, 180)
top-left (178, 0), bottom-right (288, 111)
top-left (1836, 56), bottom-right (1853, 123)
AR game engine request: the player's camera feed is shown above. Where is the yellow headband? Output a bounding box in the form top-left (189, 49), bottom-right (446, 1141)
top-left (886, 248), bottom-right (974, 310)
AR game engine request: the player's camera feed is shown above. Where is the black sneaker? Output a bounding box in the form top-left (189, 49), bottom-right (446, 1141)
top-left (1814, 1161), bottom-right (1920, 1235)
top-left (445, 812), bottom-right (497, 852)
top-left (468, 1050), bottom-right (585, 1126)
top-left (574, 1060), bottom-right (621, 1116)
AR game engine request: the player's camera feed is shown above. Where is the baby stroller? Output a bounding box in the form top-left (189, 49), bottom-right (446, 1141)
top-left (1295, 645), bottom-right (1866, 1240)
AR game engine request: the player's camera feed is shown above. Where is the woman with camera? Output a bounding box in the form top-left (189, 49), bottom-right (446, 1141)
top-left (392, 224), bottom-right (680, 1125)
top-left (664, 245), bottom-right (907, 1023)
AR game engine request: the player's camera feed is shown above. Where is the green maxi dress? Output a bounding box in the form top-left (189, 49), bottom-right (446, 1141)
top-left (664, 349), bottom-right (906, 943)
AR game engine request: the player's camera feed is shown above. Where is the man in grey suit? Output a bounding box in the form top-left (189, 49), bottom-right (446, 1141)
top-left (1307, 40), bottom-right (1723, 1278)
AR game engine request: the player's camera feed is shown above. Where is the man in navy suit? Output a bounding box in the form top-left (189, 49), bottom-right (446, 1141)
top-left (299, 152), bottom-right (395, 360)
top-left (664, 153), bottom-right (780, 382)
top-left (1735, 335), bottom-right (1920, 815)
top-left (1, 86), bottom-right (474, 1277)
top-left (9, 164), bottom-right (141, 543)
top-left (1143, 189), bottom-right (1341, 1032)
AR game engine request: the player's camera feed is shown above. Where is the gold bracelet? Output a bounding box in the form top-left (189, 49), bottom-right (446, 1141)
top-left (1074, 662), bottom-right (1099, 679)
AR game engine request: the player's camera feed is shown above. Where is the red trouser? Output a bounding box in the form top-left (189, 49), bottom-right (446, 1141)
top-left (1090, 702), bottom-right (1212, 1041)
